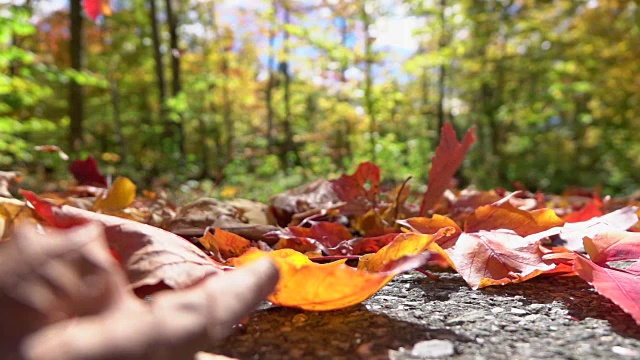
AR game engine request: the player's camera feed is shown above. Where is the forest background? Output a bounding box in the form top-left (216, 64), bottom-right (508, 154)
top-left (2, 0), bottom-right (639, 200)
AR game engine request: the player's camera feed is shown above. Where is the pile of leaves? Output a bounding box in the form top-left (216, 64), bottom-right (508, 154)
top-left (1, 124), bottom-right (639, 326)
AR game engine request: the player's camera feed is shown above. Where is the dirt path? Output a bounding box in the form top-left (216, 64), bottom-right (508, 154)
top-left (210, 272), bottom-right (640, 359)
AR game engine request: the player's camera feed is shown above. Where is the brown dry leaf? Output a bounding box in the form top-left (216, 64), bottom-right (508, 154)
top-left (268, 179), bottom-right (341, 227)
top-left (0, 198), bottom-right (35, 240)
top-left (22, 191), bottom-right (224, 292)
top-left (224, 198), bottom-right (269, 225)
top-left (167, 198), bottom-right (239, 234)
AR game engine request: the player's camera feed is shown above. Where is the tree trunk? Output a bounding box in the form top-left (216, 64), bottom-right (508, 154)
top-left (279, 3), bottom-right (301, 169)
top-left (165, 0), bottom-right (185, 159)
top-left (68, 0), bottom-right (84, 152)
top-left (265, 1), bottom-right (277, 154)
top-left (361, 2), bottom-right (376, 162)
top-left (221, 55), bottom-right (233, 164)
top-left (435, 0), bottom-right (447, 143)
top-left (149, 0), bottom-right (166, 114)
top-left (109, 73), bottom-right (127, 162)
top-left (421, 63), bottom-right (430, 133)
top-left (338, 16), bottom-right (351, 168)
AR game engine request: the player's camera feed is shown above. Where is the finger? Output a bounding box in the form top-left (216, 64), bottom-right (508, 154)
top-left (151, 258), bottom-right (279, 341)
top-left (203, 257), bottom-right (279, 339)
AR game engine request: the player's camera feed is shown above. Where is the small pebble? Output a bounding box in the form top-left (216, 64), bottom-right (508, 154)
top-left (510, 308), bottom-right (528, 316)
top-left (612, 346), bottom-right (639, 357)
top-left (491, 307), bottom-right (505, 314)
top-left (411, 339), bottom-right (455, 358)
top-left (527, 303), bottom-right (546, 312)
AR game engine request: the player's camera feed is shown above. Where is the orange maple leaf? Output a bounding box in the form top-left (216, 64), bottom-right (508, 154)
top-left (233, 230), bottom-right (449, 310)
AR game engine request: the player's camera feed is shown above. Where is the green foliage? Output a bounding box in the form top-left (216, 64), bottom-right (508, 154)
top-left (3, 0), bottom-right (640, 198)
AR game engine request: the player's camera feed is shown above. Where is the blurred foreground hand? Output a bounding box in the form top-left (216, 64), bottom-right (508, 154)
top-left (0, 223), bottom-right (279, 360)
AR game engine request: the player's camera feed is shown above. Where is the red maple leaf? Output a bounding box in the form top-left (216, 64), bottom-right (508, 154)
top-left (420, 123), bottom-right (476, 215)
top-left (69, 156), bottom-right (108, 187)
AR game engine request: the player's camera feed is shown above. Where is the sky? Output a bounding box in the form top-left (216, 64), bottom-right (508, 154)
top-left (30, 0), bottom-right (422, 83)
top-left (33, 0), bottom-right (421, 52)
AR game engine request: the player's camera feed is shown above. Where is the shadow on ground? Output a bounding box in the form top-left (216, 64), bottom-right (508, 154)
top-left (209, 304), bottom-right (467, 360)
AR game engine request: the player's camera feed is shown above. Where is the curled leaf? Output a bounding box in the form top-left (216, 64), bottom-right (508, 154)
top-left (93, 176), bottom-right (136, 213)
top-left (583, 231), bottom-right (640, 265)
top-left (358, 229), bottom-right (453, 272)
top-left (398, 215), bottom-right (462, 248)
top-left (465, 195), bottom-right (563, 236)
top-left (234, 229), bottom-right (443, 311)
top-left (234, 248), bottom-right (396, 311)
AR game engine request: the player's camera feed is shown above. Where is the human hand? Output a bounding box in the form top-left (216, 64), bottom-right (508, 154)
top-left (0, 223), bottom-right (279, 360)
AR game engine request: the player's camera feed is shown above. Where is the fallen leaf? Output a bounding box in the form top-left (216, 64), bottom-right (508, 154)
top-left (233, 248), bottom-right (394, 310)
top-left (268, 179), bottom-right (341, 227)
top-left (233, 240), bottom-right (432, 311)
top-left (398, 215), bottom-right (462, 248)
top-left (447, 229), bottom-right (557, 289)
top-left (224, 198), bottom-right (270, 225)
top-left (358, 229), bottom-right (453, 272)
top-left (465, 195), bottom-right (563, 236)
top-left (563, 196), bottom-right (603, 223)
top-left (0, 198), bottom-right (34, 240)
top-left (331, 162), bottom-right (381, 216)
top-left (69, 156), bottom-right (107, 187)
top-left (199, 228), bottom-right (251, 260)
top-left (451, 190), bottom-right (502, 213)
top-left (345, 233), bottom-right (401, 255)
top-left (34, 145), bottom-right (69, 160)
top-left (553, 206), bottom-right (639, 251)
top-left (93, 176), bottom-right (136, 213)
top-left (290, 221), bottom-right (353, 248)
top-left (583, 231), bottom-right (640, 264)
top-left (21, 191), bottom-right (223, 292)
top-left (420, 123), bottom-right (476, 215)
top-left (167, 198), bottom-right (239, 234)
top-left (0, 171), bottom-right (23, 198)
top-left (573, 255), bottom-right (640, 325)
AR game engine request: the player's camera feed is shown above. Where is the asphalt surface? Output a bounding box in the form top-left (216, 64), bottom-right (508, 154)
top-left (209, 271), bottom-right (640, 360)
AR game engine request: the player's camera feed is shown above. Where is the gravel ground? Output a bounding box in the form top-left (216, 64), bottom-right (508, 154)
top-left (209, 272), bottom-right (640, 360)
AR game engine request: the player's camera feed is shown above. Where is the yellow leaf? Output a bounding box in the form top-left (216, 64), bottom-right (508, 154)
top-left (93, 177), bottom-right (136, 212)
top-left (357, 228), bottom-right (454, 272)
